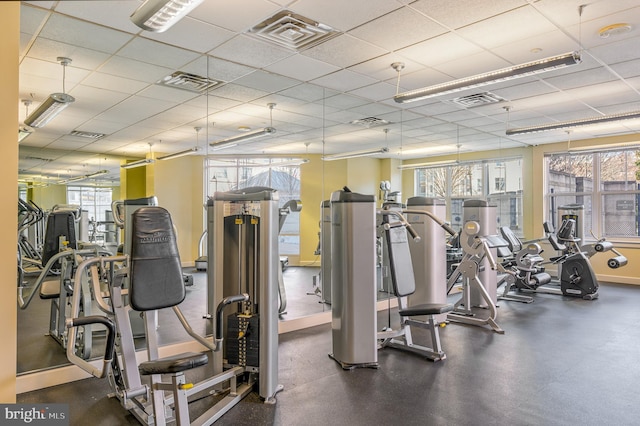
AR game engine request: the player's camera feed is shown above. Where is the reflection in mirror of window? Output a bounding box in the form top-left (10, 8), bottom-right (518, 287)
top-left (206, 158), bottom-right (301, 255)
top-left (415, 157), bottom-right (523, 235)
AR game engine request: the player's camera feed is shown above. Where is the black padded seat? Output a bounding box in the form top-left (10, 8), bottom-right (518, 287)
top-left (138, 352), bottom-right (208, 376)
top-left (399, 303), bottom-right (454, 317)
top-left (39, 280), bottom-right (60, 299)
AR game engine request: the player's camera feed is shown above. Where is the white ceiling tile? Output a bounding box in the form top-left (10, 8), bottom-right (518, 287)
top-left (349, 7), bottom-right (447, 51)
top-left (20, 4), bottom-right (50, 35)
top-left (189, 0), bottom-right (282, 32)
top-left (301, 34), bottom-right (387, 68)
top-left (397, 32), bottom-right (485, 67)
top-left (290, 0), bottom-right (402, 31)
top-left (348, 82), bottom-right (398, 102)
top-left (39, 13), bottom-right (133, 54)
top-left (233, 70), bottom-right (300, 93)
top-left (211, 83), bottom-right (270, 103)
top-left (265, 54), bottom-right (341, 82)
top-left (311, 69), bottom-right (378, 92)
top-left (95, 96), bottom-right (177, 126)
top-left (456, 6), bottom-right (558, 50)
top-left (209, 35), bottom-right (294, 68)
top-left (81, 72), bottom-right (150, 94)
top-left (610, 59), bottom-right (640, 79)
top-left (66, 85), bottom-right (131, 115)
top-left (278, 84), bottom-right (335, 102)
top-left (323, 94), bottom-right (369, 109)
top-left (433, 51), bottom-right (511, 79)
top-left (544, 66), bottom-right (618, 91)
top-left (54, 0), bottom-right (141, 34)
top-left (117, 37), bottom-right (201, 69)
top-left (409, 0), bottom-right (527, 30)
top-left (100, 56), bottom-right (173, 83)
top-left (142, 17), bottom-right (234, 53)
top-left (25, 38), bottom-right (111, 71)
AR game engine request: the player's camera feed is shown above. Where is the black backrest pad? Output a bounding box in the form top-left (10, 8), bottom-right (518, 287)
top-left (130, 207), bottom-right (185, 311)
top-left (42, 211), bottom-right (77, 266)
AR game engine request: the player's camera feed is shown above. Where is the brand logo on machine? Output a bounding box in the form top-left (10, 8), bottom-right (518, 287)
top-left (1, 404), bottom-right (68, 425)
top-left (139, 231), bottom-right (170, 244)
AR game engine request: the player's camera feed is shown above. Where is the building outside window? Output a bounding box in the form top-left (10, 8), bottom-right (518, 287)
top-left (545, 147), bottom-right (640, 240)
top-left (415, 157), bottom-right (523, 234)
top-left (206, 158), bottom-right (302, 255)
top-left (66, 186), bottom-right (113, 243)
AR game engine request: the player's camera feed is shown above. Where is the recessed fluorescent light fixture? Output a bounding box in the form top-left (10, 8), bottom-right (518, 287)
top-left (394, 51), bottom-right (581, 104)
top-left (506, 110), bottom-right (640, 135)
top-left (323, 147), bottom-right (389, 161)
top-left (121, 158), bottom-right (156, 169)
top-left (130, 0), bottom-right (204, 32)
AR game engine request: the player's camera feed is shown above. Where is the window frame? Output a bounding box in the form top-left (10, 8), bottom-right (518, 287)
top-left (544, 147), bottom-right (640, 242)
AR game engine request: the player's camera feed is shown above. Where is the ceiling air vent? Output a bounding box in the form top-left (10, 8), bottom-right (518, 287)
top-left (70, 130), bottom-right (106, 139)
top-left (450, 92), bottom-right (505, 108)
top-left (350, 117), bottom-right (391, 128)
top-left (157, 71), bottom-right (224, 94)
top-left (248, 11), bottom-right (339, 51)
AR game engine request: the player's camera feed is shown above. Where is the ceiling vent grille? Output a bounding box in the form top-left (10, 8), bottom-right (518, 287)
top-left (70, 130), bottom-right (106, 139)
top-left (450, 92), bottom-right (505, 108)
top-left (157, 71), bottom-right (224, 94)
top-left (248, 11), bottom-right (339, 51)
top-left (350, 117), bottom-right (391, 128)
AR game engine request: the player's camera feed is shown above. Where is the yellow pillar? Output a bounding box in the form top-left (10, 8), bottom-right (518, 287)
top-left (1, 1), bottom-right (19, 403)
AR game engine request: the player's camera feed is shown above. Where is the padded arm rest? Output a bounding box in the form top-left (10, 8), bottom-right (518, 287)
top-left (399, 303), bottom-right (454, 317)
top-left (139, 352), bottom-right (208, 375)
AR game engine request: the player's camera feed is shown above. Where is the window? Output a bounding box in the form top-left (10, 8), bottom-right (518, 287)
top-left (545, 148), bottom-right (640, 240)
top-left (415, 157), bottom-right (523, 233)
top-left (206, 158), bottom-right (302, 255)
top-left (66, 186), bottom-right (113, 222)
top-left (66, 186), bottom-right (113, 243)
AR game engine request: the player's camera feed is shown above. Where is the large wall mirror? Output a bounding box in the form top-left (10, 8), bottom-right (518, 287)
top-left (17, 2), bottom-right (405, 376)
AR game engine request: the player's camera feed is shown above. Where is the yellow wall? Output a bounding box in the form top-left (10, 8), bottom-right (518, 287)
top-left (298, 155), bottom-right (385, 265)
top-left (121, 164), bottom-right (148, 199)
top-left (153, 155), bottom-right (204, 262)
top-left (2, 1), bottom-right (18, 403)
top-left (29, 184), bottom-right (67, 209)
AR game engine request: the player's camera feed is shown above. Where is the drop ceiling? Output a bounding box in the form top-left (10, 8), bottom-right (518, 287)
top-left (17, 0), bottom-right (640, 184)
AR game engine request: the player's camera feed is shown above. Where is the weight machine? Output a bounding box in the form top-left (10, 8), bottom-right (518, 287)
top-left (67, 205), bottom-right (280, 425)
top-left (328, 189), bottom-right (453, 369)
